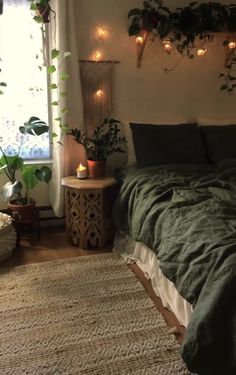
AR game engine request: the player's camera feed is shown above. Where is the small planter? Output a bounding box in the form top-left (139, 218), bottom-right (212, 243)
top-left (87, 160), bottom-right (107, 178)
top-left (35, 3), bottom-right (51, 23)
top-left (8, 199), bottom-right (36, 222)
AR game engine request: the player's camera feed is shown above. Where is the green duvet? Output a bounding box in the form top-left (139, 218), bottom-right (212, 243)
top-left (113, 163), bottom-right (236, 375)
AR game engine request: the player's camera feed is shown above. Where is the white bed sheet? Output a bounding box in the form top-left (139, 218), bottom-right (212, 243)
top-left (113, 231), bottom-right (193, 328)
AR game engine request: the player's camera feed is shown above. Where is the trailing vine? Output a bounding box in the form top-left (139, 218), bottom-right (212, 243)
top-left (28, 0), bottom-right (71, 141)
top-left (128, 0), bottom-right (236, 92)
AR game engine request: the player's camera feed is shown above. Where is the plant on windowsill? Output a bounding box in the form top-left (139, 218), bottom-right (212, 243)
top-left (0, 117), bottom-right (52, 221)
top-left (68, 118), bottom-right (126, 178)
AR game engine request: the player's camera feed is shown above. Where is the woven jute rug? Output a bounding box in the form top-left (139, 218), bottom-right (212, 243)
top-left (0, 252), bottom-right (190, 374)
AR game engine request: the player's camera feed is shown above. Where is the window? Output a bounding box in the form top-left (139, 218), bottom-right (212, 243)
top-left (0, 0), bottom-right (50, 160)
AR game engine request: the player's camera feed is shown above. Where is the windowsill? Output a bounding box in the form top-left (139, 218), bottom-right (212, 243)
top-left (24, 159), bottom-right (53, 165)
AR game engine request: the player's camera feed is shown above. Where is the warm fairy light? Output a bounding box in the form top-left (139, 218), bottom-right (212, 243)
top-left (94, 50), bottom-right (102, 61)
top-left (197, 48), bottom-right (207, 56)
top-left (136, 36), bottom-right (143, 45)
top-left (162, 39), bottom-right (172, 53)
top-left (96, 89), bottom-right (104, 97)
top-left (229, 41), bottom-right (236, 49)
top-left (97, 26), bottom-right (105, 38)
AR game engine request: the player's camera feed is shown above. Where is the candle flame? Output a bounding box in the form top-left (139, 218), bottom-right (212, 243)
top-left (77, 163), bottom-right (86, 171)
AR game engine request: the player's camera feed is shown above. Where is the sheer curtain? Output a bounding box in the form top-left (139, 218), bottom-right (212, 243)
top-left (49, 0), bottom-right (85, 217)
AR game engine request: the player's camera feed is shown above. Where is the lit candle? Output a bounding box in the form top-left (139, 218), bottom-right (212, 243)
top-left (76, 163), bottom-right (87, 179)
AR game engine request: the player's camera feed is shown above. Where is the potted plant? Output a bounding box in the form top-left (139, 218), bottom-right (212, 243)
top-left (28, 0), bottom-right (54, 23)
top-left (68, 118), bottom-right (126, 178)
top-left (0, 116), bottom-right (52, 221)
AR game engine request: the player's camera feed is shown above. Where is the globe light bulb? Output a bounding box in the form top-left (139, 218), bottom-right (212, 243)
top-left (197, 48), bottom-right (207, 56)
top-left (97, 26), bottom-right (105, 38)
top-left (96, 89), bottom-right (104, 98)
top-left (229, 41), bottom-right (236, 49)
top-left (136, 36), bottom-right (143, 45)
top-left (162, 39), bottom-right (172, 53)
top-left (94, 50), bottom-right (102, 61)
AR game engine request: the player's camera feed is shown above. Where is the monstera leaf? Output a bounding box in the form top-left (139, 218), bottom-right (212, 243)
top-left (0, 181), bottom-right (23, 201)
top-left (19, 116), bottom-right (49, 136)
top-left (35, 166), bottom-right (52, 184)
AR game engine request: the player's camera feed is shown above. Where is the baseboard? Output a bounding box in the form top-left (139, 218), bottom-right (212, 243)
top-left (1, 205), bottom-right (65, 228)
top-left (38, 206), bottom-right (65, 227)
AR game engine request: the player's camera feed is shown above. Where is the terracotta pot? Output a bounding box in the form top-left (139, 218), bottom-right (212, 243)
top-left (87, 159), bottom-right (107, 178)
top-left (8, 199), bottom-right (36, 222)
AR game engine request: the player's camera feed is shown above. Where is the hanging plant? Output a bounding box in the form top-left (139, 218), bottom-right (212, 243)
top-left (128, 0), bottom-right (236, 92)
top-left (28, 0), bottom-right (55, 23)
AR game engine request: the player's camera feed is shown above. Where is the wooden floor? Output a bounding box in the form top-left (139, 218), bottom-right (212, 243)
top-left (0, 225), bottom-right (185, 344)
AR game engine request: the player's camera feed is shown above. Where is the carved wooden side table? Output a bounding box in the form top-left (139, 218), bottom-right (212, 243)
top-left (61, 176), bottom-right (118, 249)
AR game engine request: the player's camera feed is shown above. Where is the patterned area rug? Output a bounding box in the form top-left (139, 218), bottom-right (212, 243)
top-left (0, 253), bottom-right (190, 374)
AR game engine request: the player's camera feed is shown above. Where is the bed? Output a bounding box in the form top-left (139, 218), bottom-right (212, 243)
top-left (112, 122), bottom-right (236, 375)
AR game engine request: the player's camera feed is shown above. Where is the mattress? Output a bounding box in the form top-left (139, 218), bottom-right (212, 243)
top-left (113, 231), bottom-right (192, 328)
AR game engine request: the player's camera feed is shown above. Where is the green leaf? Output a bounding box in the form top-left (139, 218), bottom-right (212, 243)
top-left (128, 8), bottom-right (142, 18)
top-left (60, 92), bottom-right (67, 97)
top-left (0, 82), bottom-right (7, 87)
top-left (49, 83), bottom-right (58, 89)
top-left (64, 51), bottom-right (71, 59)
top-left (35, 166), bottom-right (52, 184)
top-left (0, 181), bottom-right (23, 201)
top-left (51, 49), bottom-right (60, 59)
top-left (19, 116), bottom-right (49, 136)
top-left (51, 101), bottom-right (59, 105)
top-left (22, 166), bottom-right (38, 190)
top-left (51, 132), bottom-right (58, 138)
top-left (0, 90), bottom-right (4, 95)
top-left (33, 15), bottom-right (43, 23)
top-left (54, 117), bottom-right (61, 122)
top-left (128, 23), bottom-right (140, 36)
top-left (61, 108), bottom-right (68, 114)
top-left (47, 65), bottom-right (56, 74)
top-left (60, 73), bottom-right (69, 80)
top-left (220, 84), bottom-right (228, 90)
top-left (30, 3), bottom-right (37, 11)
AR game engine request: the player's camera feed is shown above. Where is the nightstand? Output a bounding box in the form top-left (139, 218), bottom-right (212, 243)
top-left (61, 176), bottom-right (118, 249)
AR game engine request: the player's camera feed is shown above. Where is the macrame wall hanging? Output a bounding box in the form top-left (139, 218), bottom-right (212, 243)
top-left (79, 60), bottom-right (119, 131)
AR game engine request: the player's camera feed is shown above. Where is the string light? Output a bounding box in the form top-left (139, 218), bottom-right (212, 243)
top-left (96, 89), bottom-right (104, 98)
top-left (197, 48), bottom-right (207, 56)
top-left (94, 50), bottom-right (102, 61)
top-left (136, 36), bottom-right (143, 45)
top-left (162, 39), bottom-right (172, 53)
top-left (97, 26), bottom-right (105, 39)
top-left (228, 41), bottom-right (236, 49)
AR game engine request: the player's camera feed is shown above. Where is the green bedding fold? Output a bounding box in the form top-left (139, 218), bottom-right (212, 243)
top-left (113, 163), bottom-right (236, 375)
